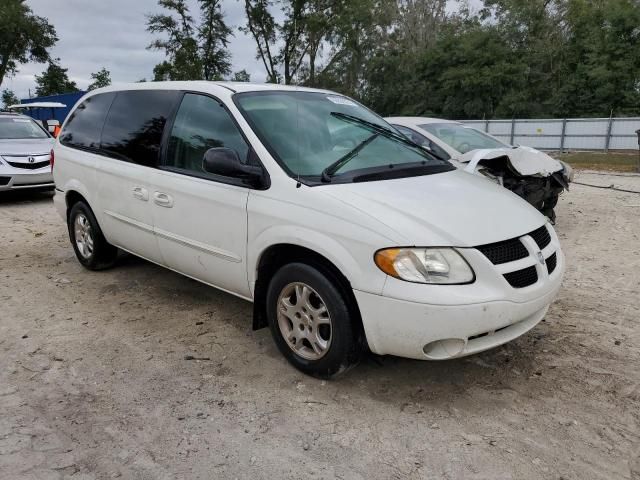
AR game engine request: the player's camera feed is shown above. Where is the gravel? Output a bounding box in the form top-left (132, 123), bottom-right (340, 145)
top-left (1, 171), bottom-right (639, 479)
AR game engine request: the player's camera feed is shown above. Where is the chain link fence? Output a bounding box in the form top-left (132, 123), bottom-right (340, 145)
top-left (461, 117), bottom-right (640, 152)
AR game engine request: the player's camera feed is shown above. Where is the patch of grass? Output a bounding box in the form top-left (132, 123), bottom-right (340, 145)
top-left (556, 151), bottom-right (640, 172)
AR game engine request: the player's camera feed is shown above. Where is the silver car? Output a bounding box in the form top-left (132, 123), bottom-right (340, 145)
top-left (0, 112), bottom-right (55, 192)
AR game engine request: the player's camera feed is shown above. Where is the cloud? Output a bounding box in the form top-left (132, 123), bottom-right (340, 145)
top-left (2, 0), bottom-right (267, 99)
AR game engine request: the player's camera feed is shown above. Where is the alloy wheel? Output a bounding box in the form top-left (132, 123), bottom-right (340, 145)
top-left (276, 282), bottom-right (332, 360)
top-left (74, 213), bottom-right (94, 259)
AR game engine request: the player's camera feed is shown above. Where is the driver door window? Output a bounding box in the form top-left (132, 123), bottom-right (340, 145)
top-left (165, 93), bottom-right (249, 179)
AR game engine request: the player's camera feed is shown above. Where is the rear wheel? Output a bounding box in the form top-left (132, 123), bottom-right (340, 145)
top-left (68, 201), bottom-right (118, 270)
top-left (266, 262), bottom-right (362, 378)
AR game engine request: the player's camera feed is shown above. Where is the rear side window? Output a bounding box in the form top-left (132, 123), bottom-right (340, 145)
top-left (100, 90), bottom-right (180, 167)
top-left (60, 93), bottom-right (115, 150)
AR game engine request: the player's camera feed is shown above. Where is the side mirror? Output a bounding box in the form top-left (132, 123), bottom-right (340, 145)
top-left (202, 147), bottom-right (266, 187)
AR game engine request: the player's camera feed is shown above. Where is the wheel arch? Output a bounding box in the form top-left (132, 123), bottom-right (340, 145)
top-left (65, 190), bottom-right (88, 218)
top-left (251, 243), bottom-right (364, 343)
top-left (61, 180), bottom-right (94, 219)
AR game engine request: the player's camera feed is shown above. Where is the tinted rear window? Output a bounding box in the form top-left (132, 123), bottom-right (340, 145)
top-left (60, 93), bottom-right (115, 150)
top-left (100, 90), bottom-right (180, 167)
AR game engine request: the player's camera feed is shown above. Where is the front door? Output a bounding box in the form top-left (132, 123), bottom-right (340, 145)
top-left (151, 93), bottom-right (252, 298)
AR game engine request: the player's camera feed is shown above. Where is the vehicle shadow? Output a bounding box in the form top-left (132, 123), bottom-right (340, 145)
top-left (0, 189), bottom-right (54, 206)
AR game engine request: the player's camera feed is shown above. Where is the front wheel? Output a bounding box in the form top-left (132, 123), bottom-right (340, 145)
top-left (266, 263), bottom-right (362, 378)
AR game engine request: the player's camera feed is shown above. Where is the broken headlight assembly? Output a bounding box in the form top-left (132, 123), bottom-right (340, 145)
top-left (558, 160), bottom-right (574, 183)
top-left (374, 248), bottom-right (475, 284)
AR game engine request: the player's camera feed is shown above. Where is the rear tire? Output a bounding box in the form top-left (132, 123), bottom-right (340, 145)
top-left (68, 201), bottom-right (117, 270)
top-left (266, 262), bottom-right (362, 378)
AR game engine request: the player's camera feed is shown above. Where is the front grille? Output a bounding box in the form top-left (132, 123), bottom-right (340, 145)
top-left (503, 266), bottom-right (538, 288)
top-left (529, 225), bottom-right (551, 249)
top-left (6, 160), bottom-right (50, 170)
top-left (0, 176), bottom-right (10, 185)
top-left (476, 224), bottom-right (553, 266)
top-left (546, 252), bottom-right (557, 274)
top-left (476, 238), bottom-right (529, 265)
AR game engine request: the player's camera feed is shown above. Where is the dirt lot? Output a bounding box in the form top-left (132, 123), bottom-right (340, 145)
top-left (1, 171), bottom-right (639, 480)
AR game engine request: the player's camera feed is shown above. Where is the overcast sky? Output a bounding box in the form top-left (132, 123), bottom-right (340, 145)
top-left (4, 1), bottom-right (472, 101)
top-left (2, 0), bottom-right (266, 99)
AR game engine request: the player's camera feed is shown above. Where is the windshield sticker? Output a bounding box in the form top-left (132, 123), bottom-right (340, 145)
top-left (326, 96), bottom-right (357, 107)
top-left (12, 119), bottom-right (31, 123)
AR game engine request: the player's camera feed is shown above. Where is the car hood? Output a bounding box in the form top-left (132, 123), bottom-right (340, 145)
top-left (0, 138), bottom-right (54, 156)
top-left (456, 146), bottom-right (563, 177)
top-left (320, 169), bottom-right (546, 246)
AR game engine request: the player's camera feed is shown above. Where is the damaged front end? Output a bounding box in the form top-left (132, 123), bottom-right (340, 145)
top-left (459, 147), bottom-right (571, 223)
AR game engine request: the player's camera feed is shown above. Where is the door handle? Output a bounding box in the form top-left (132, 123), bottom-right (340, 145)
top-left (153, 191), bottom-right (174, 208)
top-left (132, 186), bottom-right (148, 201)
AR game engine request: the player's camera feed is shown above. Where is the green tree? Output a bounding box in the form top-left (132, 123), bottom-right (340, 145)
top-left (315, 0), bottom-right (396, 97)
top-left (147, 0), bottom-right (232, 81)
top-left (87, 67), bottom-right (112, 90)
top-left (553, 0), bottom-right (640, 116)
top-left (1, 88), bottom-right (19, 109)
top-left (34, 58), bottom-right (78, 97)
top-left (242, 0), bottom-right (280, 83)
top-left (363, 9), bottom-right (530, 119)
top-left (479, 0), bottom-right (568, 117)
top-left (0, 0), bottom-right (57, 87)
top-left (301, 0), bottom-right (334, 86)
top-left (243, 0), bottom-right (393, 91)
top-left (231, 69), bottom-right (251, 82)
top-left (199, 0), bottom-right (232, 80)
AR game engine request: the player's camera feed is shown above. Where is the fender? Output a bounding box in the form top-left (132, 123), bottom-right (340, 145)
top-left (248, 224), bottom-right (387, 297)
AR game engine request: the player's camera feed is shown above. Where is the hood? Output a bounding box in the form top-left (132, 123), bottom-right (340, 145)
top-left (0, 138), bottom-right (55, 156)
top-left (457, 146), bottom-right (563, 177)
top-left (320, 169), bottom-right (546, 247)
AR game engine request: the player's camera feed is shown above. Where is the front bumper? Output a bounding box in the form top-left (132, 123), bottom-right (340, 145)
top-left (0, 167), bottom-right (54, 191)
top-left (356, 226), bottom-right (565, 360)
top-left (356, 283), bottom-right (559, 360)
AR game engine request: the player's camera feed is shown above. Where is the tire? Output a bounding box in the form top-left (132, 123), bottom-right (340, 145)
top-left (266, 262), bottom-right (362, 378)
top-left (68, 201), bottom-right (118, 270)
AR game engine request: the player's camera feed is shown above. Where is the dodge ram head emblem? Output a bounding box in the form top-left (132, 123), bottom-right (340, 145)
top-left (537, 251), bottom-right (545, 265)
top-left (28, 156), bottom-right (35, 163)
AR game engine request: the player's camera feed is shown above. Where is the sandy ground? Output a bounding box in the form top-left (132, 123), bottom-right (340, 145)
top-left (1, 171), bottom-right (639, 480)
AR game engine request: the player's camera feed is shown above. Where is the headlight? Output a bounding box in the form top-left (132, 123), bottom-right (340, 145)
top-left (374, 247), bottom-right (474, 284)
top-left (559, 160), bottom-right (574, 183)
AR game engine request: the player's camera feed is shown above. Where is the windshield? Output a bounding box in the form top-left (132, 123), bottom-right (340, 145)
top-left (234, 91), bottom-right (451, 181)
top-left (0, 117), bottom-right (50, 139)
top-left (419, 123), bottom-right (508, 154)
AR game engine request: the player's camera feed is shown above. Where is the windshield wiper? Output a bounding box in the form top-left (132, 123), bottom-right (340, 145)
top-left (330, 112), bottom-right (430, 153)
top-left (351, 163), bottom-right (454, 183)
top-left (321, 132), bottom-right (379, 182)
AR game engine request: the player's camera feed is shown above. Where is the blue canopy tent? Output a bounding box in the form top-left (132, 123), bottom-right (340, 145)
top-left (18, 91), bottom-right (86, 123)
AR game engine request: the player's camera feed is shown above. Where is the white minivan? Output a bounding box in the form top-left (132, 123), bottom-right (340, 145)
top-left (53, 82), bottom-right (564, 377)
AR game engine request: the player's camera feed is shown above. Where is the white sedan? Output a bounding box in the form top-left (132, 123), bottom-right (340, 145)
top-left (386, 117), bottom-right (573, 223)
